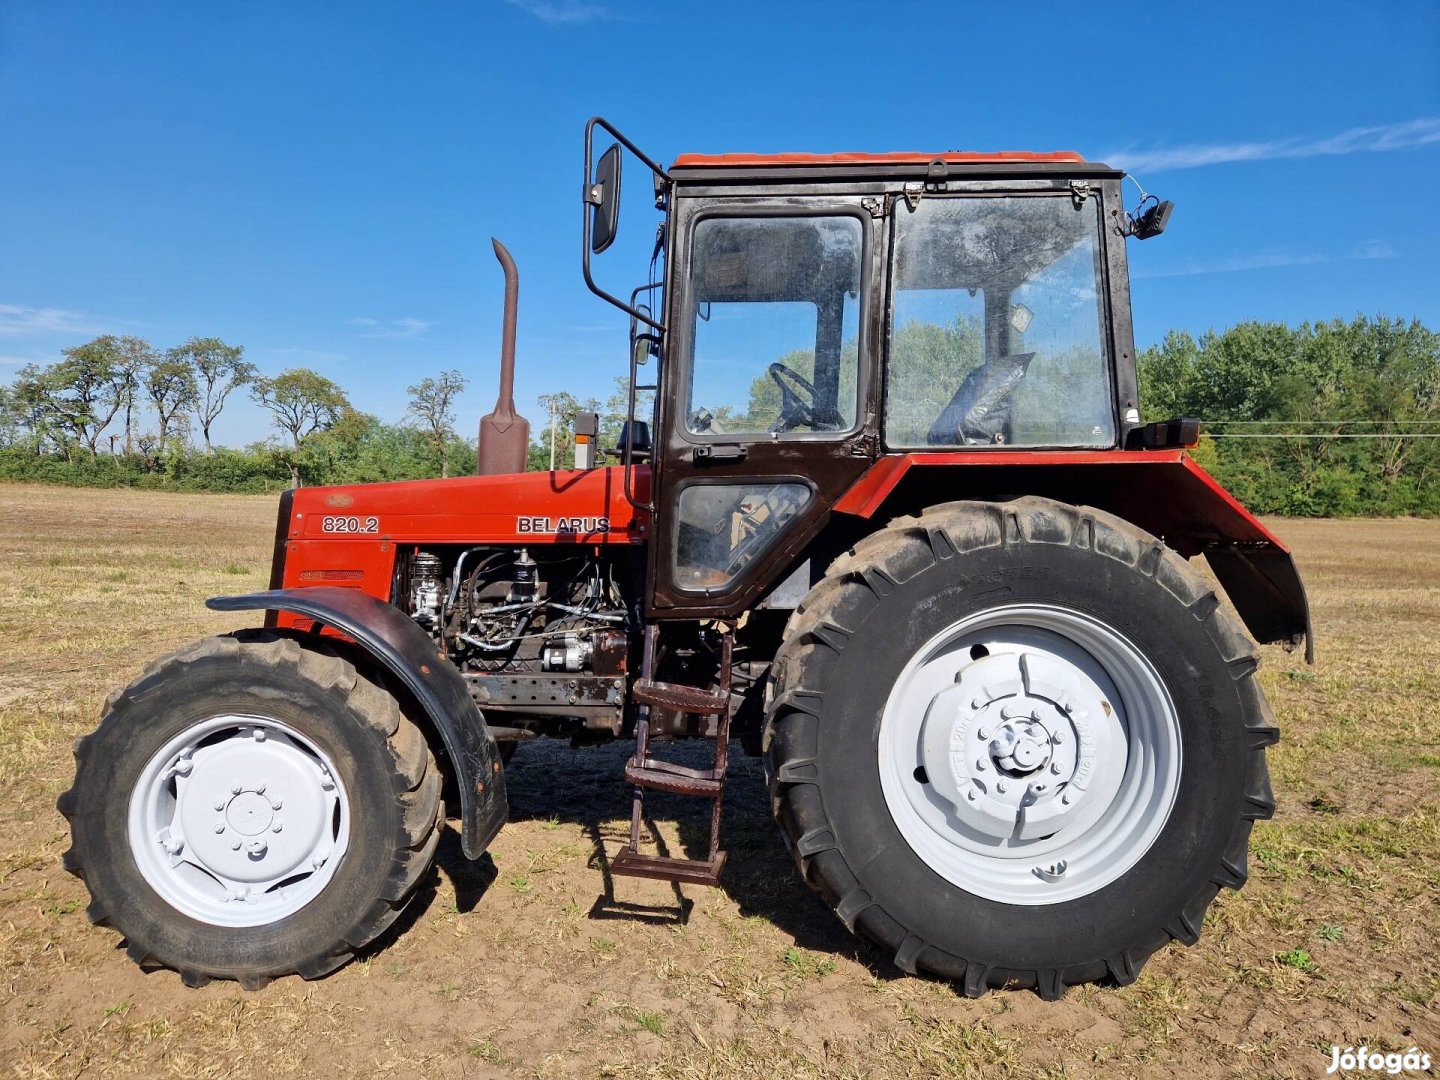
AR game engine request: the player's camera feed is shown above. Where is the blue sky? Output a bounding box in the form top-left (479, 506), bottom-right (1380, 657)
top-left (2, 1), bottom-right (1437, 448)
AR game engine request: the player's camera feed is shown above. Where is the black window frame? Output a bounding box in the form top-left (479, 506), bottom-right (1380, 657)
top-left (672, 199), bottom-right (874, 447)
top-left (880, 189), bottom-right (1123, 453)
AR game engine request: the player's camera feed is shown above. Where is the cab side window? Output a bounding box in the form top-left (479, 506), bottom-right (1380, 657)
top-left (686, 215), bottom-right (863, 437)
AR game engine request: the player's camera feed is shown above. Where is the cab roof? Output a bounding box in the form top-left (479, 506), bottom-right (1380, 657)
top-left (671, 150), bottom-right (1089, 168)
top-left (667, 149), bottom-right (1119, 184)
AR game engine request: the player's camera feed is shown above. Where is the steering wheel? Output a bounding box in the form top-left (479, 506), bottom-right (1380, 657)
top-left (768, 362), bottom-right (838, 432)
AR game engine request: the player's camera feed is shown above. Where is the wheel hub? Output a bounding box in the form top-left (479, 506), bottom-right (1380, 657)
top-left (176, 727), bottom-right (335, 887)
top-left (129, 716), bottom-right (349, 926)
top-left (879, 606), bottom-right (1183, 905)
top-left (921, 650), bottom-right (1121, 845)
top-left (988, 714), bottom-right (1053, 774)
top-left (224, 791), bottom-right (275, 836)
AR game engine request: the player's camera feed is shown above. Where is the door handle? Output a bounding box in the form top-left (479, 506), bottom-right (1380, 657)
top-left (692, 444), bottom-right (747, 464)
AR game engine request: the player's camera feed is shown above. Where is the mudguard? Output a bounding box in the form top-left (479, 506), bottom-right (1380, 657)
top-left (207, 586), bottom-right (508, 859)
top-left (833, 450), bottom-right (1314, 662)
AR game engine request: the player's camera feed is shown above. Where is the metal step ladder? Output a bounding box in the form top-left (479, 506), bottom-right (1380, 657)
top-left (610, 624), bottom-right (733, 886)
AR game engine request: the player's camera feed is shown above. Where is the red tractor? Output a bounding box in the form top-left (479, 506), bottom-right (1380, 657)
top-left (60, 119), bottom-right (1309, 998)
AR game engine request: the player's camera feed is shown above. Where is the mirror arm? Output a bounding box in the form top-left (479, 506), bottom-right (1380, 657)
top-left (583, 116), bottom-right (669, 332)
top-left (623, 331), bottom-right (663, 512)
top-left (629, 281), bottom-right (665, 339)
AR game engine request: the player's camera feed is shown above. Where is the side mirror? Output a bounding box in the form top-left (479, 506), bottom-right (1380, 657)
top-left (589, 143), bottom-right (622, 254)
top-left (632, 330), bottom-right (661, 369)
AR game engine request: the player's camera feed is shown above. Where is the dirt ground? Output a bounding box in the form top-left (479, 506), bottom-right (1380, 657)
top-left (0, 483), bottom-right (1436, 1079)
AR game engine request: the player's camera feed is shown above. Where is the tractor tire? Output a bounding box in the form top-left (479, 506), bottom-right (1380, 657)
top-left (58, 631), bottom-right (444, 989)
top-left (763, 497), bottom-right (1278, 999)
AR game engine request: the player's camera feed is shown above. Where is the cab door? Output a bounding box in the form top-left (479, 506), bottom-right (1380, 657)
top-left (646, 196), bottom-right (883, 618)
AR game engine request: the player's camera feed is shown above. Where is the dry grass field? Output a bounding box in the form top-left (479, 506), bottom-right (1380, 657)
top-left (0, 483), bottom-right (1437, 1079)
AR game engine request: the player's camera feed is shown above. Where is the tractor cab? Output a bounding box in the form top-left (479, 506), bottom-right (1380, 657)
top-left (583, 118), bottom-right (1172, 618)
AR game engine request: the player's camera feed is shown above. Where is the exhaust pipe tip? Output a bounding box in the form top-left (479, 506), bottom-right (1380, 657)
top-left (477, 238), bottom-right (531, 476)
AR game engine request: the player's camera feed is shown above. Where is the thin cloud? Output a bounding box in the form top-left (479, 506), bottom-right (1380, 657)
top-left (0, 354), bottom-right (44, 366)
top-left (1352, 240), bottom-right (1398, 261)
top-left (0, 304), bottom-right (99, 337)
top-left (501, 0), bottom-right (614, 24)
top-left (1134, 241), bottom-right (1398, 281)
top-left (346, 317), bottom-right (433, 340)
top-left (1133, 249), bottom-right (1329, 281)
top-left (1108, 117), bottom-right (1440, 174)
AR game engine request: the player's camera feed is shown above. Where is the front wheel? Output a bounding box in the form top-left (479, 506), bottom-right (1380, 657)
top-left (764, 498), bottom-right (1279, 998)
top-left (58, 632), bottom-right (444, 988)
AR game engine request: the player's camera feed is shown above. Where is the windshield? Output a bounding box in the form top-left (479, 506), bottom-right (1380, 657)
top-left (886, 195), bottom-right (1114, 448)
top-left (685, 214), bottom-right (863, 436)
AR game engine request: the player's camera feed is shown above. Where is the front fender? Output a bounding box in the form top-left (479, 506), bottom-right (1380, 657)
top-left (207, 587), bottom-right (508, 859)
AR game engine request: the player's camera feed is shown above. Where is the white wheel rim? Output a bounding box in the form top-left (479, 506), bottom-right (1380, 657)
top-left (127, 715), bottom-right (350, 927)
top-left (878, 604), bottom-right (1181, 905)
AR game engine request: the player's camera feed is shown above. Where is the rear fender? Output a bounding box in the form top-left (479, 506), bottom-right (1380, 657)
top-left (206, 586), bottom-right (508, 858)
top-left (834, 451), bottom-right (1313, 662)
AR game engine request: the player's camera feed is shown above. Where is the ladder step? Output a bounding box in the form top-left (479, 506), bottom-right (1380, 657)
top-left (611, 849), bottom-right (727, 886)
top-left (625, 757), bottom-right (723, 796)
top-left (632, 679), bottom-right (729, 715)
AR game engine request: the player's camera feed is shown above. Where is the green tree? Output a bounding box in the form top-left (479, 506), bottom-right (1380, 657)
top-left (1136, 315), bottom-right (1440, 515)
top-left (42, 336), bottom-right (156, 458)
top-left (173, 337), bottom-right (255, 453)
top-left (144, 354), bottom-right (198, 462)
top-left (405, 369), bottom-right (466, 478)
top-left (253, 368), bottom-right (351, 486)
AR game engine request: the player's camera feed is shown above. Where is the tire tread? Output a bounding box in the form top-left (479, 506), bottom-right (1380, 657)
top-left (763, 496), bottom-right (1277, 997)
top-left (57, 630), bottom-right (445, 988)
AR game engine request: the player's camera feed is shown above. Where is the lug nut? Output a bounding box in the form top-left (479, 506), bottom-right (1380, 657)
top-left (214, 798), bottom-right (227, 811)
top-left (255, 783), bottom-right (266, 794)
top-left (1061, 793), bottom-right (1072, 805)
top-left (996, 781), bottom-right (1008, 793)
top-left (246, 840), bottom-right (267, 857)
top-left (975, 759), bottom-right (987, 772)
top-left (232, 784), bottom-right (242, 794)
top-left (1050, 762), bottom-right (1061, 774)
top-left (213, 823), bottom-right (225, 833)
top-left (231, 840), bottom-right (242, 850)
top-left (967, 790), bottom-right (978, 802)
top-left (977, 727), bottom-right (989, 740)
top-left (272, 822), bottom-right (283, 833)
top-left (269, 798), bottom-right (283, 810)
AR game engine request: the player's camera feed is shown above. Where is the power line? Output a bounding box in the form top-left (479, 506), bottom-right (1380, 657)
top-left (1208, 433), bottom-right (1440, 439)
top-left (1207, 419), bottom-right (1440, 426)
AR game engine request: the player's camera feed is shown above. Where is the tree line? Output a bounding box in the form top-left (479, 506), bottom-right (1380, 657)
top-left (1138, 315), bottom-right (1440, 516)
top-left (0, 335), bottom-right (477, 491)
top-left (1, 315), bottom-right (1436, 516)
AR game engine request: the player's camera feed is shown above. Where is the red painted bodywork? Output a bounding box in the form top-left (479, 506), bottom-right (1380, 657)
top-left (831, 450), bottom-right (1310, 658)
top-left (272, 467), bottom-right (649, 627)
top-left (267, 450), bottom-right (1309, 657)
top-left (833, 450), bottom-right (1288, 555)
top-left (671, 150), bottom-right (1088, 168)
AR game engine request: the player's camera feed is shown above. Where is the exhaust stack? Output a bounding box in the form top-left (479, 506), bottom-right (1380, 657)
top-left (477, 237), bottom-right (531, 475)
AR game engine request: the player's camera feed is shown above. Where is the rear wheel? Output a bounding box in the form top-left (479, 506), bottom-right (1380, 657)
top-left (764, 497), bottom-right (1278, 998)
top-left (59, 632), bottom-right (444, 988)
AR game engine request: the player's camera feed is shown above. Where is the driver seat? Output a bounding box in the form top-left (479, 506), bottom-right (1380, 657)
top-left (927, 353), bottom-right (1035, 445)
